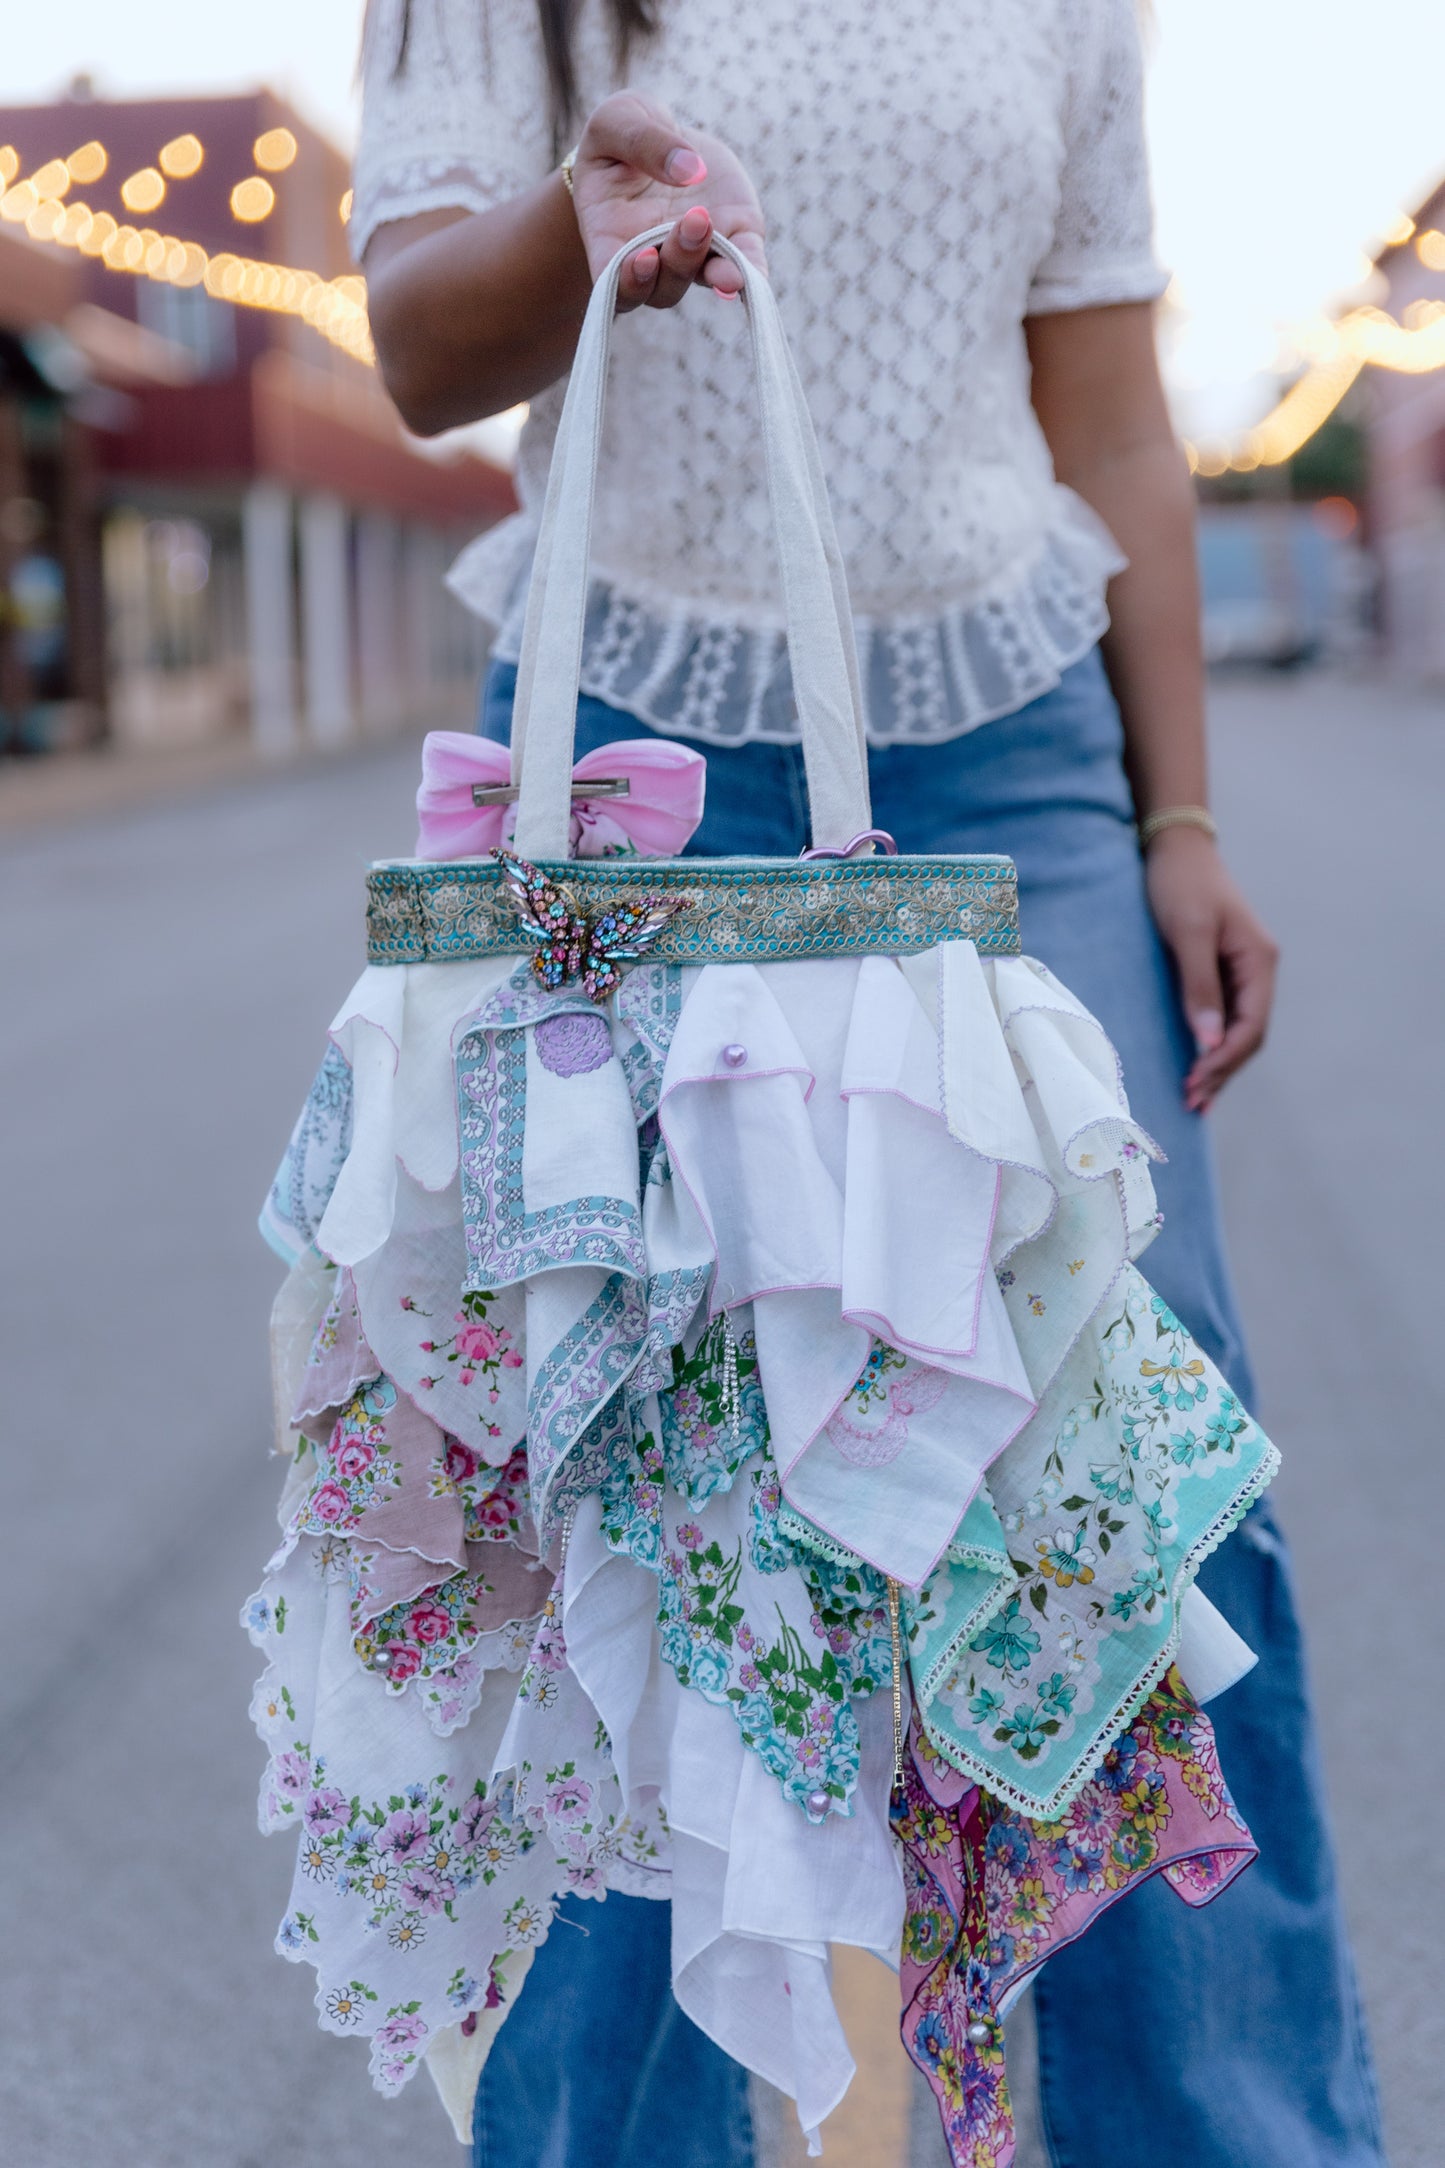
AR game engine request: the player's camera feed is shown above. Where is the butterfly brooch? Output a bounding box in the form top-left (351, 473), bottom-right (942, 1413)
top-left (492, 849), bottom-right (692, 1003)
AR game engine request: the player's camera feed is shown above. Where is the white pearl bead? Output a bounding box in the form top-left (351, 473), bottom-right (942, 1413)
top-left (966, 2019), bottom-right (992, 2047)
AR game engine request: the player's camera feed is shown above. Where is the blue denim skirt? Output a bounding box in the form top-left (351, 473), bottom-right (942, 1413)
top-left (475, 648), bottom-right (1383, 2168)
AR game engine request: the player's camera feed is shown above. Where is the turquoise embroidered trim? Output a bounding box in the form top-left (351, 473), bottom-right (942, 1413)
top-left (774, 1493), bottom-right (1018, 1707)
top-left (455, 1015), bottom-right (646, 1293)
top-left (905, 1490), bottom-right (1018, 1703)
top-left (526, 1275), bottom-right (646, 1541)
top-left (260, 1042), bottom-right (352, 1265)
top-left (365, 852), bottom-right (1022, 967)
top-left (917, 1438), bottom-right (1280, 1821)
top-left (906, 1273), bottom-right (1282, 1819)
top-left (616, 963), bottom-right (683, 1121)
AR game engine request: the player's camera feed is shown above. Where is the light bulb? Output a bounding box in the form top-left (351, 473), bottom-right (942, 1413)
top-left (253, 127), bottom-right (298, 173)
top-left (159, 134), bottom-right (204, 180)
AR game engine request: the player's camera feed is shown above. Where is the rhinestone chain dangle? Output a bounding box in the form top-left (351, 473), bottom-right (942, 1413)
top-left (715, 1306), bottom-right (743, 1447)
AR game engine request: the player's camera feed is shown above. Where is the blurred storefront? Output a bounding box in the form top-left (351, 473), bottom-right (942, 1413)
top-left (1195, 495), bottom-right (1370, 672)
top-left (0, 224), bottom-right (105, 753)
top-left (0, 91), bottom-right (515, 757)
top-left (1368, 183), bottom-right (1445, 683)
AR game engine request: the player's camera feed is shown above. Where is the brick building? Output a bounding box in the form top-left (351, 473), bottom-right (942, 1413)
top-left (1369, 180), bottom-right (1445, 682)
top-left (0, 89), bottom-right (515, 755)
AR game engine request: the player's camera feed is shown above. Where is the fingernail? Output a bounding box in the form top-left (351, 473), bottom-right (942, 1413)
top-left (631, 246), bottom-right (658, 276)
top-left (665, 148), bottom-right (707, 184)
top-left (1192, 1011), bottom-right (1224, 1053)
top-left (679, 207), bottom-right (709, 247)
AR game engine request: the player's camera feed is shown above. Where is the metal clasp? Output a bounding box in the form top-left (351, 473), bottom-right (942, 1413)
top-left (799, 828), bottom-right (899, 861)
top-left (472, 777), bottom-right (633, 807)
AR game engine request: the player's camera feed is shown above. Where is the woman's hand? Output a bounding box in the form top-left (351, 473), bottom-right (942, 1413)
top-left (363, 94), bottom-right (765, 432)
top-left (1144, 828), bottom-right (1278, 1115)
top-left (569, 92), bottom-right (767, 309)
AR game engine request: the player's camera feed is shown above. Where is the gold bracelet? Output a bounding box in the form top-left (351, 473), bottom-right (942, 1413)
top-left (1138, 805), bottom-right (1218, 849)
top-left (559, 145), bottom-right (580, 197)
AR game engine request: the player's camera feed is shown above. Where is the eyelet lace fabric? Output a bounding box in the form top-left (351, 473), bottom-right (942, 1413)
top-left (353, 0), bottom-right (1167, 745)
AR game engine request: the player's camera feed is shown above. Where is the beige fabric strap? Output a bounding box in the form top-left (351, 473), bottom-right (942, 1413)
top-left (510, 226), bottom-right (872, 858)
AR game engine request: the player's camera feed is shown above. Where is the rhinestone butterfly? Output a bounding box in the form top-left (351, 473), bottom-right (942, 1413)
top-left (492, 848), bottom-right (692, 1003)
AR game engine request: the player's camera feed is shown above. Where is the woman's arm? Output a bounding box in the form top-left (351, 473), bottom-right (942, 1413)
top-left (364, 92), bottom-right (766, 435)
top-left (1026, 301), bottom-right (1278, 1113)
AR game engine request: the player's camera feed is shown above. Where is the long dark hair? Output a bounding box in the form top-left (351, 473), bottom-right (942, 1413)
top-left (389, 2), bottom-right (661, 157)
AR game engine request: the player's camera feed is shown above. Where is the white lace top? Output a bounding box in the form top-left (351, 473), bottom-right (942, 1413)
top-left (354, 0), bottom-right (1166, 745)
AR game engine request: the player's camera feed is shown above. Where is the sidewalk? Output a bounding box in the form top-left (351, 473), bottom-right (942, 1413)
top-left (0, 713), bottom-right (448, 837)
top-left (1, 664), bottom-right (1436, 2166)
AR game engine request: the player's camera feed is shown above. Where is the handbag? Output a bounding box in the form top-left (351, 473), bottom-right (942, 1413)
top-left (251, 230), bottom-right (1278, 2162)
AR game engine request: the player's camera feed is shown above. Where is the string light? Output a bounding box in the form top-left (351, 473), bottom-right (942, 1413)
top-left (339, 188), bottom-right (353, 223)
top-left (230, 175), bottom-right (275, 223)
top-left (66, 140), bottom-right (107, 185)
top-left (121, 167), bottom-right (166, 214)
top-left (27, 196), bottom-right (64, 244)
top-left (0, 180), bottom-right (38, 222)
top-left (1186, 278), bottom-right (1445, 473)
top-left (1177, 187), bottom-right (1445, 473)
top-left (76, 210), bottom-right (115, 256)
top-left (0, 147), bottom-right (18, 186)
top-left (55, 201), bottom-right (91, 247)
top-left (0, 163), bottom-right (373, 366)
top-left (159, 134), bottom-right (204, 180)
top-left (253, 127), bottom-right (297, 173)
top-left (24, 129), bottom-right (1440, 450)
top-left (32, 158), bottom-right (71, 200)
top-left (1243, 350), bottom-right (1365, 466)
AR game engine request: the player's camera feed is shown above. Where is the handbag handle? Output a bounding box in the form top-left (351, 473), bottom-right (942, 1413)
top-left (509, 225), bottom-right (873, 859)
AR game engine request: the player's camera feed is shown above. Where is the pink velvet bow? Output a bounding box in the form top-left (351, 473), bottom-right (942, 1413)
top-left (415, 732), bottom-right (707, 861)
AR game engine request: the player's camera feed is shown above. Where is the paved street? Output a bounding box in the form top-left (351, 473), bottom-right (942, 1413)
top-left (3, 671), bottom-right (1440, 2167)
top-left (1209, 671), bottom-right (1443, 2168)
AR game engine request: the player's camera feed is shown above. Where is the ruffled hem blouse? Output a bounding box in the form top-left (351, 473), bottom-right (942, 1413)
top-left (353, 0), bottom-right (1168, 745)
